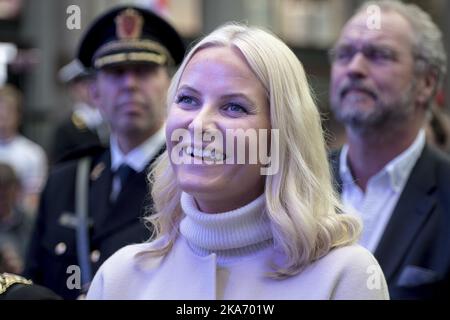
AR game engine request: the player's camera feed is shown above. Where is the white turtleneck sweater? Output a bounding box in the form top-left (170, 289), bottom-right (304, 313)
top-left (179, 192), bottom-right (273, 265)
top-left (87, 193), bottom-right (389, 300)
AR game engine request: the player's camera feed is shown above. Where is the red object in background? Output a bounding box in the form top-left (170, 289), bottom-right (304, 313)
top-left (436, 90), bottom-right (445, 108)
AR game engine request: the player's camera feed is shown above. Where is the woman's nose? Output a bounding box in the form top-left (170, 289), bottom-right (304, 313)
top-left (188, 106), bottom-right (217, 133)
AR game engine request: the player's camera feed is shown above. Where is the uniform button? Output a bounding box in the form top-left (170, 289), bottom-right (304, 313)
top-left (55, 242), bottom-right (67, 255)
top-left (90, 250), bottom-right (101, 263)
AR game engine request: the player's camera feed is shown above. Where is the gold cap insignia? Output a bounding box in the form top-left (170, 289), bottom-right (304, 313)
top-left (115, 8), bottom-right (144, 40)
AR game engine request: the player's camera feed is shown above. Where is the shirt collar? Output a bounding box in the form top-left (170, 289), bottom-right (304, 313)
top-left (110, 126), bottom-right (165, 173)
top-left (384, 129), bottom-right (425, 192)
top-left (340, 130), bottom-right (426, 192)
top-left (339, 143), bottom-right (353, 186)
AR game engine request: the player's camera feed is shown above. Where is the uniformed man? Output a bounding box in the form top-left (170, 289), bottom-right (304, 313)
top-left (51, 59), bottom-right (108, 164)
top-left (24, 5), bottom-right (185, 299)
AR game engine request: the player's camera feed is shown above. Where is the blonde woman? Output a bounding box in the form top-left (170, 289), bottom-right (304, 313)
top-left (87, 23), bottom-right (389, 300)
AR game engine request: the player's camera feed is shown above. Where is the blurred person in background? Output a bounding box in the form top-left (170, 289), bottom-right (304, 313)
top-left (425, 91), bottom-right (450, 154)
top-left (0, 162), bottom-right (33, 275)
top-left (51, 59), bottom-right (109, 164)
top-left (0, 84), bottom-right (47, 215)
top-left (329, 0), bottom-right (450, 299)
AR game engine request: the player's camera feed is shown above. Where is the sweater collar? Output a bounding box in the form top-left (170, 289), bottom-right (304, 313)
top-left (179, 192), bottom-right (273, 264)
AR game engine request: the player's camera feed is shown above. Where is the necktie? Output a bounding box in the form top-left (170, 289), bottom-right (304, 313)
top-left (115, 164), bottom-right (135, 189)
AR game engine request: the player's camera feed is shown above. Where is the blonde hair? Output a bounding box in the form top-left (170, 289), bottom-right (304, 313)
top-left (145, 23), bottom-right (361, 278)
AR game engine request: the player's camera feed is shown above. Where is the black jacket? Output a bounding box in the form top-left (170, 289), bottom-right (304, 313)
top-left (330, 145), bottom-right (450, 299)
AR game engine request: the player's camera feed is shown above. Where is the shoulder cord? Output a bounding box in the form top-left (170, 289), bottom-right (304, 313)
top-left (75, 157), bottom-right (93, 286)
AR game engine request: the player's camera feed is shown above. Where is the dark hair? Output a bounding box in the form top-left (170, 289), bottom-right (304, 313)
top-left (0, 84), bottom-right (23, 116)
top-left (0, 162), bottom-right (19, 188)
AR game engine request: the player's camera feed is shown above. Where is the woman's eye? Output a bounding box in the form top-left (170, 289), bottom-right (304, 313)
top-left (176, 95), bottom-right (196, 105)
top-left (224, 103), bottom-right (247, 114)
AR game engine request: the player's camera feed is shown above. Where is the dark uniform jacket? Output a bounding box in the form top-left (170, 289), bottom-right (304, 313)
top-left (330, 145), bottom-right (450, 299)
top-left (24, 145), bottom-right (162, 299)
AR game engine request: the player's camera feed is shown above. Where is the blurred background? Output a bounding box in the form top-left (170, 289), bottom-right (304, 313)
top-left (0, 0), bottom-right (448, 152)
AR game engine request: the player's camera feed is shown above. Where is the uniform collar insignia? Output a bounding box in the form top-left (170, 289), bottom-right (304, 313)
top-left (71, 113), bottom-right (87, 130)
top-left (90, 162), bottom-right (106, 181)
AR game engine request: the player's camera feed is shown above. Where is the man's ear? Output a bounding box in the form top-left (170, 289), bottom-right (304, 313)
top-left (416, 68), bottom-right (438, 108)
top-left (89, 80), bottom-right (102, 110)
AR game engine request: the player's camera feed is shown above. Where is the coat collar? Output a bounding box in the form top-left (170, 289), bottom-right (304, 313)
top-left (374, 145), bottom-right (437, 281)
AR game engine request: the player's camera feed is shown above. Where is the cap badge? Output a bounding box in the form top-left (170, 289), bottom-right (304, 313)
top-left (115, 8), bottom-right (144, 40)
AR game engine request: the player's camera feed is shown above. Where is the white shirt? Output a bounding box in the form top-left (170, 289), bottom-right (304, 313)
top-left (339, 130), bottom-right (426, 252)
top-left (109, 127), bottom-right (165, 201)
top-left (0, 135), bottom-right (48, 194)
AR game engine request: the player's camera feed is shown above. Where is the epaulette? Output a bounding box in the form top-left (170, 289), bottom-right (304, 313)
top-left (71, 113), bottom-right (88, 131)
top-left (0, 273), bottom-right (33, 295)
top-left (0, 273), bottom-right (62, 300)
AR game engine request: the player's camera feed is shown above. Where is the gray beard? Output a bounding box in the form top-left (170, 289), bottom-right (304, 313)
top-left (331, 82), bottom-right (416, 134)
